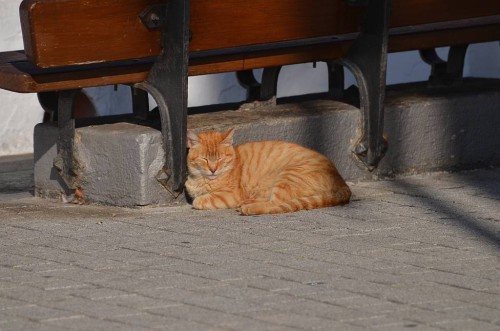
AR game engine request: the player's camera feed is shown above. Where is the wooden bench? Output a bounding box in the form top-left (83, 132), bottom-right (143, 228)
top-left (0, 0), bottom-right (499, 197)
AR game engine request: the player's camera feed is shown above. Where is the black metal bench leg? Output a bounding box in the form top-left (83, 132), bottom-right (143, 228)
top-left (131, 86), bottom-right (150, 120)
top-left (53, 89), bottom-right (79, 192)
top-left (38, 91), bottom-right (59, 122)
top-left (340, 0), bottom-right (390, 170)
top-left (419, 44), bottom-right (469, 87)
top-left (236, 66), bottom-right (282, 104)
top-left (326, 61), bottom-right (345, 100)
top-left (136, 0), bottom-right (189, 195)
top-left (236, 70), bottom-right (261, 102)
top-left (259, 66), bottom-right (282, 102)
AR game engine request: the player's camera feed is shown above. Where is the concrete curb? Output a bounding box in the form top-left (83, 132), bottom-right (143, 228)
top-left (34, 80), bottom-right (500, 206)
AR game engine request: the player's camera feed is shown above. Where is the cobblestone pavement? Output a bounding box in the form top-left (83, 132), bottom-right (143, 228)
top-left (0, 156), bottom-right (499, 330)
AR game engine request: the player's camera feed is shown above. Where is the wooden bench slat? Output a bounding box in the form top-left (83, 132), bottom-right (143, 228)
top-left (21, 0), bottom-right (500, 69)
top-left (391, 0), bottom-right (500, 27)
top-left (191, 24), bottom-right (500, 75)
top-left (20, 0), bottom-right (163, 68)
top-left (21, 0), bottom-right (356, 68)
top-left (190, 0), bottom-right (359, 52)
top-left (0, 52), bottom-right (151, 93)
top-left (388, 24), bottom-right (500, 53)
top-left (2, 22), bottom-right (499, 93)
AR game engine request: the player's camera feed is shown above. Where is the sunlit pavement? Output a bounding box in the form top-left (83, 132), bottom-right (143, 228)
top-left (0, 155), bottom-right (499, 330)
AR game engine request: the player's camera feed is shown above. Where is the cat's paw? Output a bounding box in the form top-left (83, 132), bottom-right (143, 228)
top-left (239, 204), bottom-right (255, 215)
top-left (192, 196), bottom-right (209, 209)
top-left (238, 198), bottom-right (266, 207)
top-left (239, 202), bottom-right (271, 215)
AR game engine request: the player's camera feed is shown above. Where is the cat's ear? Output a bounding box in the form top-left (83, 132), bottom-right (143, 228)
top-left (187, 130), bottom-right (200, 148)
top-left (221, 128), bottom-right (235, 146)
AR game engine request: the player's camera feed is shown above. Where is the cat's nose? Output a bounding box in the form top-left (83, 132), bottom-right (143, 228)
top-left (209, 165), bottom-right (217, 174)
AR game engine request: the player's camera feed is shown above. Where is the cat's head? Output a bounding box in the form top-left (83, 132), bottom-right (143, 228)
top-left (187, 128), bottom-right (236, 180)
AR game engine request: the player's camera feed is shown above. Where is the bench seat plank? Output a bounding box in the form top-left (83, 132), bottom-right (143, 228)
top-left (0, 51), bottom-right (151, 93)
top-left (20, 0), bottom-right (163, 68)
top-left (1, 23), bottom-right (499, 93)
top-left (21, 0), bottom-right (500, 69)
top-left (21, 0), bottom-right (355, 68)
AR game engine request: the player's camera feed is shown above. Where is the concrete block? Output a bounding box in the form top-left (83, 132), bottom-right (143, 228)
top-left (189, 80), bottom-right (500, 180)
top-left (379, 82), bottom-right (500, 175)
top-left (34, 122), bottom-right (64, 199)
top-left (75, 123), bottom-right (169, 206)
top-left (34, 79), bottom-right (500, 206)
top-left (34, 122), bottom-right (173, 206)
top-left (189, 99), bottom-right (366, 180)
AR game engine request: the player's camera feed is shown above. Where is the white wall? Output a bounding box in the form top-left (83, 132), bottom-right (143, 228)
top-left (0, 0), bottom-right (499, 156)
top-left (0, 0), bottom-right (43, 156)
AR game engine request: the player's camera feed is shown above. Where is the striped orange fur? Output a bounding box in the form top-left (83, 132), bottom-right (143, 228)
top-left (185, 128), bottom-right (351, 215)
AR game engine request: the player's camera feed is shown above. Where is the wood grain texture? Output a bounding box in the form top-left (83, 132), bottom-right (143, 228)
top-left (2, 23), bottom-right (499, 93)
top-left (20, 0), bottom-right (163, 68)
top-left (190, 0), bottom-right (359, 51)
top-left (390, 0), bottom-right (500, 27)
top-left (21, 0), bottom-right (500, 68)
top-left (2, 0), bottom-right (499, 93)
top-left (388, 24), bottom-right (500, 53)
top-left (0, 51), bottom-right (150, 93)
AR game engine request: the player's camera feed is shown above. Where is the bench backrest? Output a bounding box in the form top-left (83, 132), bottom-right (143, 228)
top-left (21, 0), bottom-right (500, 70)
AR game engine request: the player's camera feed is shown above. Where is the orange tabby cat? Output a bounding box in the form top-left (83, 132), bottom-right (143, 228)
top-left (185, 128), bottom-right (351, 215)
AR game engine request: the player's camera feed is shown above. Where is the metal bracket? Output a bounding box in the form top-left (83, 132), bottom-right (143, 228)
top-left (419, 45), bottom-right (469, 87)
top-left (339, 0), bottom-right (390, 170)
top-left (136, 0), bottom-right (189, 194)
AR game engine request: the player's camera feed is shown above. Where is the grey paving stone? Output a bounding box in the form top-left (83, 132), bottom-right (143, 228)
top-left (372, 323), bottom-right (443, 331)
top-left (0, 159), bottom-right (499, 330)
top-left (345, 314), bottom-right (422, 329)
top-left (42, 315), bottom-right (153, 331)
top-left (107, 312), bottom-right (219, 331)
top-left (432, 318), bottom-right (500, 331)
top-left (0, 318), bottom-right (59, 331)
top-left (241, 310), bottom-right (345, 330)
top-left (264, 298), bottom-right (368, 322)
top-left (147, 304), bottom-right (276, 330)
top-left (40, 295), bottom-right (142, 320)
top-left (437, 304), bottom-right (500, 324)
top-left (0, 304), bottom-right (77, 322)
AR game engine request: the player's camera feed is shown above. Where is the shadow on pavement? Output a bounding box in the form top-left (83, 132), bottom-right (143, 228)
top-left (391, 171), bottom-right (500, 249)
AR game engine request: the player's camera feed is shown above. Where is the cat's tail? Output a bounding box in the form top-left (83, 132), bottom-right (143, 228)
top-left (271, 186), bottom-right (351, 214)
top-left (241, 186), bottom-right (351, 215)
